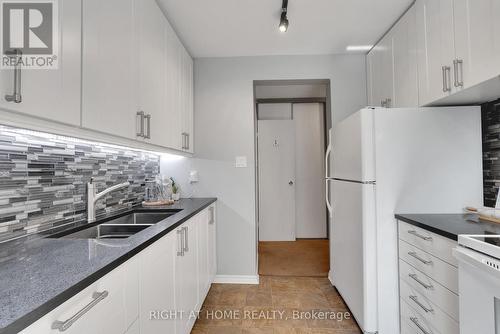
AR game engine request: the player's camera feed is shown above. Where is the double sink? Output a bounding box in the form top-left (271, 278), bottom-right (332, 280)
top-left (50, 210), bottom-right (182, 240)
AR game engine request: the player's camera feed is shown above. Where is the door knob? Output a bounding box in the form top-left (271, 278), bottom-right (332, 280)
top-left (289, 181), bottom-right (294, 186)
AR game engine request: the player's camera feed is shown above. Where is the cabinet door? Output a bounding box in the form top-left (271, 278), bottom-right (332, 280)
top-left (197, 210), bottom-right (210, 301)
top-left (207, 205), bottom-right (217, 282)
top-left (137, 0), bottom-right (169, 147)
top-left (0, 0), bottom-right (81, 126)
top-left (453, 0), bottom-right (500, 90)
top-left (370, 33), bottom-right (394, 107)
top-left (81, 0), bottom-right (137, 139)
top-left (416, 0), bottom-right (455, 105)
top-left (166, 22), bottom-right (183, 151)
top-left (21, 258), bottom-right (139, 334)
top-left (139, 232), bottom-right (176, 334)
top-left (366, 52), bottom-right (374, 106)
top-left (181, 48), bottom-right (194, 153)
top-left (175, 219), bottom-right (199, 334)
top-left (392, 7), bottom-right (419, 108)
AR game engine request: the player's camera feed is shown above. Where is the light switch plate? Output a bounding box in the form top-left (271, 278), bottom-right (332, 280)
top-left (235, 156), bottom-right (247, 168)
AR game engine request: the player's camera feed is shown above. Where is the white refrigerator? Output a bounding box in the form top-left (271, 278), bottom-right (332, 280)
top-left (327, 107), bottom-right (483, 334)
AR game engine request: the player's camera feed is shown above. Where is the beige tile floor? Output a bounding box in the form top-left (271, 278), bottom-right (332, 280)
top-left (191, 276), bottom-right (362, 334)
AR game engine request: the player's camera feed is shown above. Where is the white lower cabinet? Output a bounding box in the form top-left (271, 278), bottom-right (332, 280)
top-left (208, 205), bottom-right (217, 283)
top-left (20, 257), bottom-right (139, 334)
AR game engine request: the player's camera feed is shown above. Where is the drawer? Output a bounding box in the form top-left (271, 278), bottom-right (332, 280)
top-left (399, 260), bottom-right (458, 321)
top-left (399, 240), bottom-right (458, 294)
top-left (21, 258), bottom-right (139, 334)
top-left (400, 280), bottom-right (459, 334)
top-left (398, 221), bottom-right (457, 267)
top-left (401, 299), bottom-right (443, 334)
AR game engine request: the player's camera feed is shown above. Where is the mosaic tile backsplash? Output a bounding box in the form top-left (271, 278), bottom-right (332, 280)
top-left (482, 98), bottom-right (500, 207)
top-left (0, 126), bottom-right (160, 242)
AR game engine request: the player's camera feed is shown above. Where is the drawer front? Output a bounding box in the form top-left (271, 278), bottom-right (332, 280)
top-left (398, 221), bottom-right (457, 267)
top-left (399, 240), bottom-right (458, 294)
top-left (400, 280), bottom-right (459, 334)
top-left (399, 260), bottom-right (458, 321)
top-left (21, 259), bottom-right (138, 334)
top-left (401, 299), bottom-right (442, 334)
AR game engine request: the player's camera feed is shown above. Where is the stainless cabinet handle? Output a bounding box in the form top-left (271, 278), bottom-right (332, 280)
top-left (183, 226), bottom-right (189, 252)
top-left (4, 49), bottom-right (22, 103)
top-left (386, 98), bottom-right (391, 108)
top-left (453, 60), bottom-right (459, 87)
top-left (408, 230), bottom-right (432, 241)
top-left (181, 132), bottom-right (188, 150)
top-left (144, 114), bottom-right (151, 139)
top-left (186, 133), bottom-right (190, 150)
top-left (408, 274), bottom-right (434, 290)
top-left (444, 66), bottom-right (451, 92)
top-left (52, 291), bottom-right (109, 332)
top-left (408, 252), bottom-right (433, 265)
top-left (136, 111), bottom-right (145, 137)
top-left (409, 295), bottom-right (434, 313)
top-left (177, 229), bottom-right (184, 256)
top-left (410, 317), bottom-right (432, 334)
top-left (442, 66), bottom-right (446, 92)
top-left (456, 59), bottom-right (464, 87)
top-left (209, 207), bottom-right (215, 225)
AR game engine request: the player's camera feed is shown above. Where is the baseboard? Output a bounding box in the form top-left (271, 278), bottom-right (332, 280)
top-left (213, 275), bottom-right (260, 285)
top-left (328, 270), bottom-right (334, 286)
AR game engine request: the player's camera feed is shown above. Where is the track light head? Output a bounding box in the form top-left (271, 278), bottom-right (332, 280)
top-left (279, 0), bottom-right (289, 33)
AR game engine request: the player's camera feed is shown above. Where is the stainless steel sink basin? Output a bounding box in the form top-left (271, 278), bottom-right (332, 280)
top-left (103, 211), bottom-right (179, 225)
top-left (53, 224), bottom-right (152, 239)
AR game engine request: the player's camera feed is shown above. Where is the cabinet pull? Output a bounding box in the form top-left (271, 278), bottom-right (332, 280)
top-left (186, 133), bottom-right (190, 150)
top-left (453, 60), bottom-right (459, 87)
top-left (442, 66), bottom-right (446, 92)
top-left (386, 98), bottom-right (391, 108)
top-left (51, 291), bottom-right (109, 332)
top-left (409, 295), bottom-right (434, 313)
top-left (209, 207), bottom-right (215, 225)
top-left (177, 229), bottom-right (184, 256)
top-left (4, 49), bottom-right (22, 104)
top-left (408, 274), bottom-right (434, 290)
top-left (144, 114), bottom-right (151, 139)
top-left (181, 132), bottom-right (187, 150)
top-left (442, 66), bottom-right (451, 92)
top-left (456, 59), bottom-right (464, 87)
top-left (136, 111), bottom-right (145, 137)
top-left (183, 226), bottom-right (189, 252)
top-left (408, 230), bottom-right (432, 241)
top-left (410, 317), bottom-right (432, 334)
top-left (408, 252), bottom-right (433, 265)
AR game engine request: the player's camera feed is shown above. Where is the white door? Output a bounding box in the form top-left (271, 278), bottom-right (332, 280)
top-left (180, 47), bottom-right (194, 153)
top-left (453, 0), bottom-right (500, 90)
top-left (258, 120), bottom-right (296, 241)
top-left (293, 104), bottom-right (327, 239)
top-left (137, 0), bottom-right (168, 146)
top-left (332, 180), bottom-right (377, 333)
top-left (416, 0), bottom-right (455, 105)
top-left (0, 0), bottom-right (81, 126)
top-left (166, 23), bottom-right (183, 150)
top-left (392, 6), bottom-right (419, 108)
top-left (81, 0), bottom-right (138, 139)
top-left (139, 233), bottom-right (176, 334)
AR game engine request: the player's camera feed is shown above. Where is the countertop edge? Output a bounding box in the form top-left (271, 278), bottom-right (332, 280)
top-left (395, 214), bottom-right (458, 241)
top-left (1, 198), bottom-right (217, 334)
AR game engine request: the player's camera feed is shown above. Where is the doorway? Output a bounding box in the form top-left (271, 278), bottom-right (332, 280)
top-left (254, 80), bottom-right (331, 277)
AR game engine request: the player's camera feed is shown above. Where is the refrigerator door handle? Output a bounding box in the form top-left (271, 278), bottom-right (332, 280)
top-left (325, 128), bottom-right (333, 179)
top-left (326, 179), bottom-right (333, 217)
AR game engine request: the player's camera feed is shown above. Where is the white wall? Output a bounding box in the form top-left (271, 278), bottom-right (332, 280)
top-left (171, 54), bottom-right (366, 277)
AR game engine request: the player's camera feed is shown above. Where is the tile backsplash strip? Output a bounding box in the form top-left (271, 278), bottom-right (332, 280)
top-left (0, 125), bottom-right (160, 242)
top-left (482, 98), bottom-right (500, 207)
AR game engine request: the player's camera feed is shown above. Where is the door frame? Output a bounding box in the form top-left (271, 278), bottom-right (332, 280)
top-left (253, 79), bottom-right (332, 276)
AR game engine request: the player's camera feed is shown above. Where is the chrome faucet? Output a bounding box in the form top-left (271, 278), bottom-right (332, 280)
top-left (87, 178), bottom-right (130, 223)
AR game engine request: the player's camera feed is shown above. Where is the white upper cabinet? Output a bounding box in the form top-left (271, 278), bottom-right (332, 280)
top-left (181, 47), bottom-right (194, 153)
top-left (392, 6), bottom-right (418, 108)
top-left (453, 0), bottom-right (500, 90)
top-left (81, 0), bottom-right (138, 139)
top-left (0, 0), bottom-right (81, 126)
top-left (136, 0), bottom-right (169, 146)
top-left (367, 6), bottom-right (418, 109)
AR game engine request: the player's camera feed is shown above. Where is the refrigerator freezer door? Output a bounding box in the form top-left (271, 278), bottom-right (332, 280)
top-left (332, 109), bottom-right (376, 182)
top-left (332, 180), bottom-right (378, 333)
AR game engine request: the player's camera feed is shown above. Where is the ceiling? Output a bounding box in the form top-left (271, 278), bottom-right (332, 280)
top-left (157, 0), bottom-right (414, 58)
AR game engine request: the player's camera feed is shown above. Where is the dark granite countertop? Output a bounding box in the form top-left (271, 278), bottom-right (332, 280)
top-left (395, 213), bottom-right (500, 241)
top-left (0, 198), bottom-right (217, 334)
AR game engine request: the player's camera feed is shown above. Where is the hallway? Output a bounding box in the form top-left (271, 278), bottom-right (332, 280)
top-left (258, 240), bottom-right (329, 277)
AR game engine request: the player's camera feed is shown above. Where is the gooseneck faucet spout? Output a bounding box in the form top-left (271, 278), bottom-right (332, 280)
top-left (87, 178), bottom-right (130, 223)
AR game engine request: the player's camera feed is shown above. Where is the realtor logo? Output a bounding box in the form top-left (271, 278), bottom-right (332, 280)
top-left (1, 0), bottom-right (58, 69)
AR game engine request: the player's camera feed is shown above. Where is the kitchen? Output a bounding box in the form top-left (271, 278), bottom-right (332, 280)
top-left (0, 0), bottom-right (499, 334)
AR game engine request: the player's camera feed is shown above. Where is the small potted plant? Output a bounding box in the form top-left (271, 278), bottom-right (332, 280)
top-left (170, 177), bottom-right (180, 201)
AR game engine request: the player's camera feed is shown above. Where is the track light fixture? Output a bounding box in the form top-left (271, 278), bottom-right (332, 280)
top-left (279, 0), bottom-right (289, 32)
